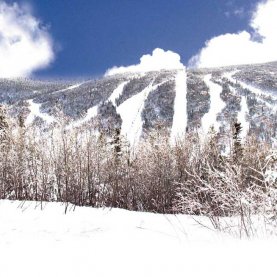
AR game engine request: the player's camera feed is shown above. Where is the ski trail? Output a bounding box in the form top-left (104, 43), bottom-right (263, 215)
top-left (117, 81), bottom-right (165, 148)
top-left (51, 81), bottom-right (90, 95)
top-left (202, 74), bottom-right (226, 135)
top-left (26, 100), bottom-right (55, 125)
top-left (68, 105), bottom-right (99, 129)
top-left (68, 81), bottom-right (129, 129)
top-left (223, 71), bottom-right (277, 109)
top-left (237, 96), bottom-right (250, 141)
top-left (108, 81), bottom-right (129, 106)
top-left (170, 69), bottom-right (187, 143)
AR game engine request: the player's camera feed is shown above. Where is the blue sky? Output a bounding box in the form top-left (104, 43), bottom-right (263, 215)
top-left (0, 0), bottom-right (267, 78)
top-left (31, 0), bottom-right (261, 78)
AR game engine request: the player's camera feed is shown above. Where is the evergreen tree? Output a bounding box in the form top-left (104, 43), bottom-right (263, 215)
top-left (0, 105), bottom-right (9, 146)
top-left (233, 121), bottom-right (243, 162)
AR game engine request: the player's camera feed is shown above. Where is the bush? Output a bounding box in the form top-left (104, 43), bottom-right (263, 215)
top-left (0, 112), bottom-right (276, 218)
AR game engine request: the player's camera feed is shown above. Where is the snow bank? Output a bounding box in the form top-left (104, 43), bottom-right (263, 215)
top-left (0, 200), bottom-right (276, 277)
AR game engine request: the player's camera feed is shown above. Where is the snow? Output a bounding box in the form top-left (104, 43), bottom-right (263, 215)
top-left (117, 81), bottom-right (164, 148)
top-left (170, 69), bottom-right (188, 143)
top-left (0, 200), bottom-right (276, 277)
top-left (50, 81), bottom-right (89, 95)
top-left (201, 74), bottom-right (226, 135)
top-left (68, 105), bottom-right (98, 129)
top-left (26, 82), bottom-right (90, 126)
top-left (108, 81), bottom-right (129, 106)
top-left (26, 99), bottom-right (55, 125)
top-left (237, 95), bottom-right (250, 141)
top-left (223, 70), bottom-right (277, 109)
top-left (68, 81), bottom-right (129, 129)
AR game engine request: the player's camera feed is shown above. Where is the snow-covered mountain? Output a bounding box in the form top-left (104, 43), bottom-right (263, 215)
top-left (1, 61), bottom-right (277, 146)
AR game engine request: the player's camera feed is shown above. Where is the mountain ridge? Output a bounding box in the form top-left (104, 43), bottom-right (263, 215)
top-left (1, 61), bottom-right (277, 146)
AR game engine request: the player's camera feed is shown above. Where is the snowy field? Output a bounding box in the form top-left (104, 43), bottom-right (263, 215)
top-left (0, 200), bottom-right (276, 277)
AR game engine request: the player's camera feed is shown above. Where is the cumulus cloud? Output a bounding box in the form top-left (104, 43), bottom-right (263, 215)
top-left (105, 48), bottom-right (184, 76)
top-left (0, 1), bottom-right (54, 78)
top-left (189, 0), bottom-right (277, 68)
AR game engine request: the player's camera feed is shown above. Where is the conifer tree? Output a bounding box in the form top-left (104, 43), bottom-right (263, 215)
top-left (233, 121), bottom-right (243, 162)
top-left (0, 105), bottom-right (9, 146)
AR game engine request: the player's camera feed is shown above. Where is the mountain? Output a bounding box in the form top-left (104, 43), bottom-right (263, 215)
top-left (1, 61), bottom-right (277, 146)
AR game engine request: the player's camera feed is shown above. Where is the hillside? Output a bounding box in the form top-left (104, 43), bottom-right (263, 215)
top-left (1, 61), bottom-right (277, 146)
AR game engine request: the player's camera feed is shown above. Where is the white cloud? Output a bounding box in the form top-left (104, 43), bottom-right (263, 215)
top-left (105, 48), bottom-right (184, 76)
top-left (233, 7), bottom-right (245, 17)
top-left (189, 0), bottom-right (277, 68)
top-left (0, 1), bottom-right (54, 78)
top-left (224, 7), bottom-right (245, 18)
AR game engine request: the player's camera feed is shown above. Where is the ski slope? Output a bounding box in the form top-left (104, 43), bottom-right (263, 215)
top-left (170, 69), bottom-right (188, 143)
top-left (223, 71), bottom-right (277, 108)
top-left (26, 82), bottom-right (90, 126)
top-left (201, 74), bottom-right (226, 135)
top-left (50, 81), bottom-right (90, 95)
top-left (68, 81), bottom-right (129, 129)
top-left (117, 81), bottom-right (164, 148)
top-left (68, 105), bottom-right (98, 129)
top-left (0, 200), bottom-right (276, 277)
top-left (26, 99), bottom-right (55, 125)
top-left (108, 81), bottom-right (129, 106)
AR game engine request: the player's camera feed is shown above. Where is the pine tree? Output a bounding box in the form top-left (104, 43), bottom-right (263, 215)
top-left (233, 121), bottom-right (243, 162)
top-left (112, 127), bottom-right (122, 158)
top-left (0, 105), bottom-right (9, 146)
top-left (16, 112), bottom-right (27, 200)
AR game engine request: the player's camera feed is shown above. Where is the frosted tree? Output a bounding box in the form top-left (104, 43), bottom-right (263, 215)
top-left (232, 121), bottom-right (243, 162)
top-left (0, 105), bottom-right (9, 146)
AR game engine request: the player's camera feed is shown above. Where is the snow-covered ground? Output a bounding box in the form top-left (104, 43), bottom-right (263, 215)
top-left (0, 200), bottom-right (276, 277)
top-left (201, 74), bottom-right (226, 135)
top-left (26, 99), bottom-right (55, 125)
top-left (170, 69), bottom-right (188, 143)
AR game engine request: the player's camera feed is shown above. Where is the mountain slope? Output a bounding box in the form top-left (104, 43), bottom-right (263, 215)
top-left (1, 61), bottom-right (277, 145)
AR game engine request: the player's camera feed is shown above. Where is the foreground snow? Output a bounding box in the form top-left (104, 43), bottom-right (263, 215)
top-left (0, 200), bottom-right (276, 277)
